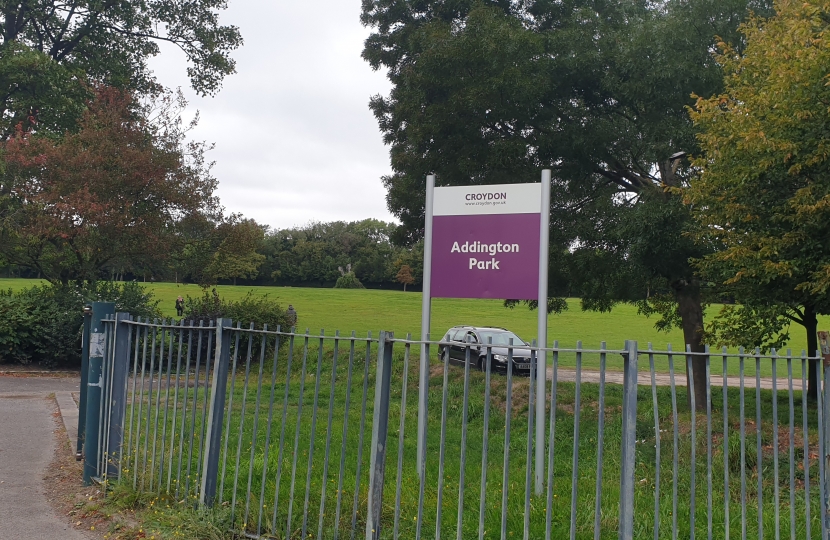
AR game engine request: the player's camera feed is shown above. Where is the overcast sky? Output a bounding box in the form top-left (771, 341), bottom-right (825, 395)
top-left (148, 2), bottom-right (395, 231)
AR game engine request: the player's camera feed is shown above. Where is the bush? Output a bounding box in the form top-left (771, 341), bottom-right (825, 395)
top-left (0, 281), bottom-right (161, 367)
top-left (334, 272), bottom-right (365, 289)
top-left (183, 288), bottom-right (291, 331)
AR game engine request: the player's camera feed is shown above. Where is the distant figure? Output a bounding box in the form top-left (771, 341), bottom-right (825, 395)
top-left (175, 295), bottom-right (184, 317)
top-left (286, 304), bottom-right (297, 328)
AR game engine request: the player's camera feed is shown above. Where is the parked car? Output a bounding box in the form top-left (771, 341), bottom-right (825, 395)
top-left (438, 325), bottom-right (535, 375)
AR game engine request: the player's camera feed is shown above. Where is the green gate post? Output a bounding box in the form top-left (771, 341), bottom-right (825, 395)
top-left (76, 304), bottom-right (92, 460)
top-left (83, 301), bottom-right (115, 485)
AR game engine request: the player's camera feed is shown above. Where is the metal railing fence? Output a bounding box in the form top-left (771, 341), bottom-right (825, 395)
top-left (91, 314), bottom-right (830, 539)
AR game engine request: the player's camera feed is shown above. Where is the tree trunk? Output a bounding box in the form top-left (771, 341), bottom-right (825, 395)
top-left (804, 304), bottom-right (819, 401)
top-left (674, 280), bottom-right (707, 410)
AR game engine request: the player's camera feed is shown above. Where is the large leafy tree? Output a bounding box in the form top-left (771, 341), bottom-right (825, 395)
top-left (0, 86), bottom-right (219, 283)
top-left (689, 0), bottom-right (830, 398)
top-left (0, 0), bottom-right (242, 136)
top-left (362, 0), bottom-right (770, 407)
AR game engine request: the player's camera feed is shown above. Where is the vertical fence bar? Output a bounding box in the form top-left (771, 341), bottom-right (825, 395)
top-left (545, 341), bottom-right (559, 540)
top-left (270, 331), bottom-right (296, 533)
top-left (820, 354), bottom-right (829, 540)
top-left (669, 344), bottom-right (680, 540)
top-left (755, 348), bottom-right (764, 540)
top-left (593, 343), bottom-right (607, 540)
top-left (619, 340), bottom-right (638, 540)
top-left (739, 348), bottom-right (747, 540)
top-left (257, 330), bottom-right (280, 535)
top-left (393, 336), bottom-right (411, 540)
top-left (500, 342), bottom-right (515, 540)
top-left (459, 337), bottom-right (474, 540)
top-left (231, 323), bottom-right (255, 520)
top-left (141, 319), bottom-right (159, 490)
top-left (650, 344), bottom-right (661, 540)
top-left (195, 323), bottom-right (215, 487)
top-left (166, 320), bottom-right (186, 493)
top-left (570, 341), bottom-right (583, 540)
top-left (478, 338), bottom-right (493, 540)
top-left (287, 331), bottom-right (310, 538)
top-left (244, 328), bottom-right (269, 529)
top-left (319, 331), bottom-right (343, 539)
top-left (106, 313), bottom-right (132, 479)
top-left (436, 333), bottom-right (451, 540)
top-left (350, 334), bottom-right (373, 540)
top-left (183, 322), bottom-right (205, 499)
top-left (416, 336), bottom-right (430, 540)
top-left (706, 347), bottom-right (713, 540)
top-left (722, 347), bottom-right (730, 540)
top-left (125, 317), bottom-right (142, 480)
top-left (801, 352), bottom-right (811, 540)
top-left (523, 345), bottom-right (536, 540)
top-left (149, 321), bottom-right (167, 490)
top-left (366, 331), bottom-right (394, 540)
top-left (688, 345), bottom-right (698, 540)
top-left (199, 318), bottom-right (232, 507)
top-left (301, 330), bottom-right (326, 538)
top-left (336, 334), bottom-right (357, 540)
top-left (218, 324), bottom-right (241, 505)
top-left (772, 349), bottom-right (781, 540)
top-left (157, 322), bottom-right (175, 490)
top-left (174, 322), bottom-right (194, 498)
top-left (787, 351), bottom-right (796, 540)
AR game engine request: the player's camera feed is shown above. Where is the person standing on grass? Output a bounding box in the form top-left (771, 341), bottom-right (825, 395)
top-left (175, 295), bottom-right (184, 317)
top-left (286, 304), bottom-right (297, 328)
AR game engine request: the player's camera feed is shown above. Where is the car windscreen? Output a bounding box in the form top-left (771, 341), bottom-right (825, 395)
top-left (477, 331), bottom-right (527, 346)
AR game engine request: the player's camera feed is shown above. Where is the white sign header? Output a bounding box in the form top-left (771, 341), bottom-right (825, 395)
top-left (433, 182), bottom-right (542, 216)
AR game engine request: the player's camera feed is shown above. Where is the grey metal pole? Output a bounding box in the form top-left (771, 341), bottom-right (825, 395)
top-left (199, 317), bottom-right (233, 507)
top-left (83, 301), bottom-right (115, 485)
top-left (535, 169), bottom-right (551, 495)
top-left (366, 331), bottom-right (394, 540)
top-left (105, 312), bottom-right (132, 479)
top-left (619, 340), bottom-right (638, 540)
top-left (417, 174), bottom-right (435, 475)
top-left (77, 304), bottom-right (92, 460)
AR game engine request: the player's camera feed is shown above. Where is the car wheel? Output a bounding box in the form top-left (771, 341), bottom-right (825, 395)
top-left (477, 357), bottom-right (487, 372)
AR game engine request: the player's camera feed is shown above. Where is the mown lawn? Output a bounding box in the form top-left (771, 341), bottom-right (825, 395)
top-left (3, 278), bottom-right (828, 356)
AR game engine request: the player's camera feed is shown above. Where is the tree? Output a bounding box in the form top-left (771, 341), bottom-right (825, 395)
top-left (0, 86), bottom-right (219, 284)
top-left (0, 0), bottom-right (241, 138)
top-left (396, 264), bottom-right (415, 291)
top-left (361, 0), bottom-right (771, 408)
top-left (205, 217), bottom-right (266, 285)
top-left (689, 0), bottom-right (830, 398)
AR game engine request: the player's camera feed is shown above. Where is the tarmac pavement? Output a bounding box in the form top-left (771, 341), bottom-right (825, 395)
top-left (0, 375), bottom-right (90, 540)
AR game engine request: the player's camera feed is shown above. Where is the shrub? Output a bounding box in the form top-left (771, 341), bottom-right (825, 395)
top-left (0, 281), bottom-right (161, 367)
top-left (334, 272), bottom-right (365, 289)
top-left (183, 288), bottom-right (291, 331)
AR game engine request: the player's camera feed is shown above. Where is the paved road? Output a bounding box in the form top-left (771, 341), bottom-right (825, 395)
top-left (0, 375), bottom-right (89, 540)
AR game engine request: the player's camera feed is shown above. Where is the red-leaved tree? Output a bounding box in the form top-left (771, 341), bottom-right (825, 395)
top-left (0, 86), bottom-right (220, 283)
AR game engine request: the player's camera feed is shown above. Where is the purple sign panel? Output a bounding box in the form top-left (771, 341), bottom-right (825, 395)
top-left (431, 213), bottom-right (541, 300)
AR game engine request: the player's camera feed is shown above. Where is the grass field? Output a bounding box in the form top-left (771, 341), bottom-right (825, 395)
top-left (120, 329), bottom-right (823, 539)
top-left (2, 278), bottom-right (827, 356)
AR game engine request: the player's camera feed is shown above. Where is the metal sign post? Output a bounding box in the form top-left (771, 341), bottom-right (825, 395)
top-left (535, 170), bottom-right (551, 494)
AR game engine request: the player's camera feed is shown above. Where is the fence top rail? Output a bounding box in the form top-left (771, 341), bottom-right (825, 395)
top-left (103, 316), bottom-right (823, 362)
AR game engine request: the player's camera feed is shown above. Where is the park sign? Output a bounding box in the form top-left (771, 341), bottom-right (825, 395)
top-left (417, 171), bottom-right (552, 491)
top-left (430, 183), bottom-right (543, 299)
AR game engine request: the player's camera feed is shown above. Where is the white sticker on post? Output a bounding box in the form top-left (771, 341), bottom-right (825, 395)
top-left (89, 332), bottom-right (106, 358)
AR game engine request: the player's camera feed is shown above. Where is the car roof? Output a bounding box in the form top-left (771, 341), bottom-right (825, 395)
top-left (447, 325), bottom-right (510, 332)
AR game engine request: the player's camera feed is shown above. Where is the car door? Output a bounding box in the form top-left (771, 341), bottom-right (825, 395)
top-left (453, 330), bottom-right (478, 365)
top-left (448, 329), bottom-right (467, 364)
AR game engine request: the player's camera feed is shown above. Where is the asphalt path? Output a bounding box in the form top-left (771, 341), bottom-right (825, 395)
top-left (0, 375), bottom-right (89, 540)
